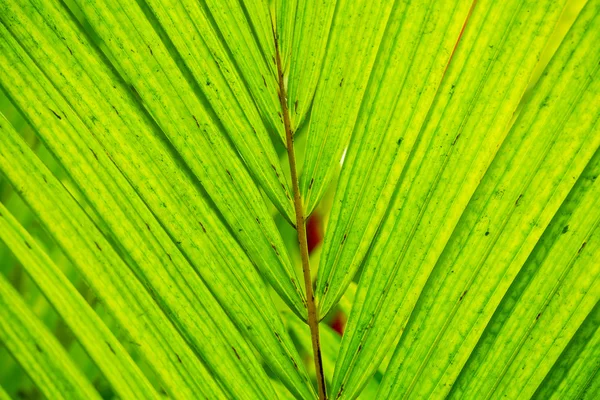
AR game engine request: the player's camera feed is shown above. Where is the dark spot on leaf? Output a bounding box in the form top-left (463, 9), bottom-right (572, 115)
top-left (67, 46), bottom-right (73, 55)
top-left (294, 100), bottom-right (298, 113)
top-left (397, 137), bottom-right (403, 145)
top-left (274, 332), bottom-right (282, 343)
top-left (94, 242), bottom-right (102, 252)
top-left (255, 218), bottom-right (261, 225)
top-left (106, 341), bottom-right (116, 354)
top-left (167, 253), bottom-right (172, 261)
top-left (341, 234), bottom-right (347, 245)
top-left (339, 78), bottom-right (344, 87)
top-left (176, 353), bottom-right (182, 363)
top-left (24, 241), bottom-right (32, 249)
top-left (35, 343), bottom-right (42, 353)
top-left (232, 347), bottom-right (241, 360)
top-left (578, 242), bottom-right (587, 254)
top-left (459, 290), bottom-right (468, 301)
top-left (88, 147), bottom-right (98, 160)
top-left (112, 105), bottom-right (119, 115)
top-left (309, 178), bottom-right (314, 190)
top-left (536, 313), bottom-right (541, 320)
top-left (145, 223), bottom-right (151, 231)
top-left (49, 108), bottom-right (62, 120)
top-left (271, 244), bottom-right (280, 256)
top-left (148, 45), bottom-right (153, 55)
top-left (226, 169), bottom-right (232, 180)
top-left (515, 194), bottom-right (523, 206)
top-left (452, 134), bottom-right (461, 146)
top-left (262, 75), bottom-right (267, 88)
top-left (199, 222), bottom-right (206, 233)
top-left (192, 115), bottom-right (200, 128)
top-left (562, 225), bottom-right (569, 234)
top-left (485, 231), bottom-right (490, 236)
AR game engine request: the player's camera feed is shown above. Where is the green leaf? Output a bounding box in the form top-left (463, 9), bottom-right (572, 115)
top-left (299, 0), bottom-right (398, 215)
top-left (274, 0), bottom-right (337, 131)
top-left (533, 303), bottom-right (600, 399)
top-left (194, 0), bottom-right (285, 142)
top-left (0, 385), bottom-right (9, 400)
top-left (0, 115), bottom-right (259, 398)
top-left (0, 275), bottom-right (100, 400)
top-left (0, 203), bottom-right (159, 399)
top-left (315, 0), bottom-right (475, 318)
top-left (375, 1), bottom-right (600, 397)
top-left (330, 0), bottom-right (571, 397)
top-left (448, 155), bottom-right (600, 398)
top-left (131, 0), bottom-right (294, 218)
top-left (0, 3), bottom-right (314, 396)
top-left (0, 31), bottom-right (313, 399)
top-left (5, 0), bottom-right (304, 311)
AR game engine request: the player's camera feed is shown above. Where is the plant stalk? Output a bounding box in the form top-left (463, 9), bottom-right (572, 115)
top-left (274, 38), bottom-right (327, 400)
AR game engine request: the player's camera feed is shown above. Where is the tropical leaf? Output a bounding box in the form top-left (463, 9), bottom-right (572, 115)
top-left (0, 8), bottom-right (313, 397)
top-left (533, 302), bottom-right (600, 399)
top-left (376, 3), bottom-right (600, 397)
top-left (0, 273), bottom-right (100, 400)
top-left (1, 0), bottom-right (598, 399)
top-left (299, 0), bottom-right (398, 215)
top-left (0, 0), bottom-right (306, 320)
top-left (0, 202), bottom-right (159, 399)
top-left (315, 0), bottom-right (475, 317)
top-left (329, 0), bottom-right (591, 397)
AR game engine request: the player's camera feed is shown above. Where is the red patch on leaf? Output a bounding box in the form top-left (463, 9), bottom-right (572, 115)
top-left (330, 312), bottom-right (346, 336)
top-left (306, 213), bottom-right (323, 254)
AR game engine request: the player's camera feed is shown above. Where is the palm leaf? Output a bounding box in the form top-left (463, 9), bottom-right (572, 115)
top-left (328, 0), bottom-right (593, 397)
top-left (1, 0), bottom-right (598, 399)
top-left (0, 202), bottom-right (158, 399)
top-left (0, 274), bottom-right (100, 400)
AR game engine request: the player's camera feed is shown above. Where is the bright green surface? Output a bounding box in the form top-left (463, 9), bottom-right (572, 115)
top-left (0, 0), bottom-right (597, 399)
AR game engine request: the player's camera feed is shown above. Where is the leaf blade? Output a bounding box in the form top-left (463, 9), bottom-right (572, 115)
top-left (331, 0), bottom-right (571, 397)
top-left (0, 275), bottom-right (100, 400)
top-left (0, 203), bottom-right (159, 400)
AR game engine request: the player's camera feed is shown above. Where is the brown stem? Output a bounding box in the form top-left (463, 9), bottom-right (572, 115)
top-left (274, 38), bottom-right (327, 400)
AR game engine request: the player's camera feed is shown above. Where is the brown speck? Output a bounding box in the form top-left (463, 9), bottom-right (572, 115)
top-left (515, 194), bottom-right (523, 206)
top-left (49, 108), bottom-right (62, 120)
top-left (106, 341), bottom-right (116, 354)
top-left (232, 347), bottom-right (241, 360)
top-left (452, 134), bottom-right (461, 145)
